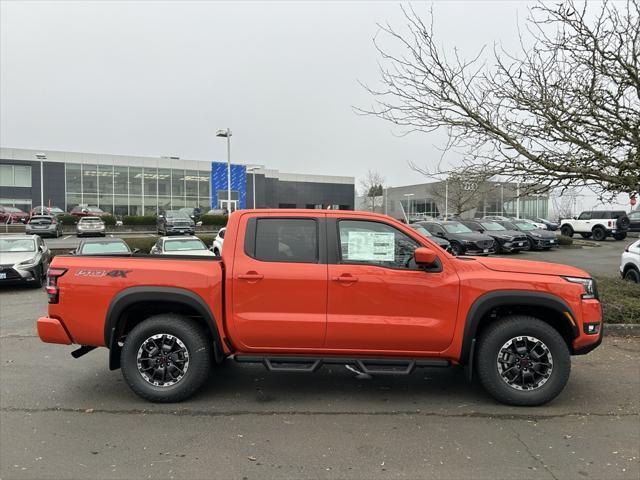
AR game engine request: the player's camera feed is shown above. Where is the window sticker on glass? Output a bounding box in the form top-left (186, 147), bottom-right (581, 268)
top-left (347, 231), bottom-right (395, 261)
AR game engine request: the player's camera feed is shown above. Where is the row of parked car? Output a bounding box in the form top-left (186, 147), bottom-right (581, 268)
top-left (409, 217), bottom-right (558, 256)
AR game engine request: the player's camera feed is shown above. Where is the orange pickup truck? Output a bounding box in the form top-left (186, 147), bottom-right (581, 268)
top-left (37, 210), bottom-right (603, 406)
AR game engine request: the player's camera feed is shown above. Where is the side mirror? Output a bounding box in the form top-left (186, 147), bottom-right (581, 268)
top-left (68, 249), bottom-right (76, 255)
top-left (158, 215), bottom-right (164, 219)
top-left (573, 216), bottom-right (577, 220)
top-left (414, 247), bottom-right (437, 266)
top-left (132, 248), bottom-right (141, 254)
top-left (435, 231), bottom-right (445, 238)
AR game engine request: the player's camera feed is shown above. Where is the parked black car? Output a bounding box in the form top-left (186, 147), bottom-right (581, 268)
top-left (419, 221), bottom-right (496, 256)
top-left (497, 220), bottom-right (558, 250)
top-left (628, 210), bottom-right (640, 232)
top-left (25, 215), bottom-right (63, 238)
top-left (71, 238), bottom-right (134, 256)
top-left (0, 235), bottom-right (51, 288)
top-left (157, 210), bottom-right (195, 236)
top-left (409, 224), bottom-right (452, 253)
top-left (460, 220), bottom-right (528, 253)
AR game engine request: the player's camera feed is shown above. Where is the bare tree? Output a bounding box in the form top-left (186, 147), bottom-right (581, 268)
top-left (550, 188), bottom-right (579, 219)
top-left (361, 1), bottom-right (640, 197)
top-left (359, 169), bottom-right (386, 212)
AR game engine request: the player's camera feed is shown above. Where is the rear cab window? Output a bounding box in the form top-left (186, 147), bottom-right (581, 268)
top-left (248, 218), bottom-right (319, 263)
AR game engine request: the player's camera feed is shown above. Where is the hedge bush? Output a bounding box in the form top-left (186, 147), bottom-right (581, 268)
top-left (200, 214), bottom-right (228, 226)
top-left (102, 215), bottom-right (116, 226)
top-left (123, 215), bottom-right (158, 226)
top-left (557, 235), bottom-right (573, 246)
top-left (595, 276), bottom-right (640, 324)
top-left (58, 214), bottom-right (78, 226)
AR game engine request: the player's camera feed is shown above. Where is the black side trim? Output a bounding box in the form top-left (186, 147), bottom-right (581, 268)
top-left (460, 291), bottom-right (578, 365)
top-left (105, 286), bottom-right (223, 370)
top-left (235, 354), bottom-right (450, 374)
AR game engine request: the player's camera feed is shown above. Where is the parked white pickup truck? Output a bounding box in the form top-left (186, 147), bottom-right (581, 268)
top-left (560, 210), bottom-right (630, 241)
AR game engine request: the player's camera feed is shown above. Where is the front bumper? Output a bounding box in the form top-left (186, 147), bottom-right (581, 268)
top-left (37, 317), bottom-right (72, 344)
top-left (572, 299), bottom-right (603, 355)
top-left (166, 226), bottom-right (195, 235)
top-left (0, 265), bottom-right (40, 284)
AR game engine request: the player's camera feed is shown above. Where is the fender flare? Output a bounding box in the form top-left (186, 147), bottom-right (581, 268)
top-left (460, 290), bottom-right (578, 365)
top-left (104, 286), bottom-right (223, 370)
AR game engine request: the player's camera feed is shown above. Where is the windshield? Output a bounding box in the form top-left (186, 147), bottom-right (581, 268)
top-left (88, 207), bottom-right (103, 213)
top-left (0, 238), bottom-right (35, 252)
top-left (514, 221), bottom-right (536, 231)
top-left (80, 217), bottom-right (103, 224)
top-left (166, 210), bottom-right (190, 219)
top-left (80, 242), bottom-right (130, 254)
top-left (411, 225), bottom-right (433, 237)
top-left (6, 207), bottom-right (22, 213)
top-left (481, 222), bottom-right (506, 231)
top-left (444, 223), bottom-right (472, 234)
top-left (164, 239), bottom-right (206, 251)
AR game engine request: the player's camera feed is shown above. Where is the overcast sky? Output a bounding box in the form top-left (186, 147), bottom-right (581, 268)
top-left (1, 1), bottom-right (536, 182)
top-left (0, 1), bottom-right (629, 210)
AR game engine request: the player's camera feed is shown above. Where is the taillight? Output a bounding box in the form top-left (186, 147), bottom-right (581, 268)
top-left (46, 267), bottom-right (67, 304)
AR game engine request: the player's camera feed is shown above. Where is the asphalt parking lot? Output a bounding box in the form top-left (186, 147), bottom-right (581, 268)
top-left (495, 237), bottom-right (635, 278)
top-left (1, 286), bottom-right (638, 479)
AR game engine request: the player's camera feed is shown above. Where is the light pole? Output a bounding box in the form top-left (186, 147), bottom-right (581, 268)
top-left (444, 180), bottom-right (449, 219)
top-left (246, 166), bottom-right (259, 209)
top-left (404, 193), bottom-right (415, 220)
top-left (36, 153), bottom-right (46, 212)
top-left (216, 128), bottom-right (232, 213)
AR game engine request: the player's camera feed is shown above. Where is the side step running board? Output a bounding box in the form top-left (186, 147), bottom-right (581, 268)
top-left (234, 355), bottom-right (450, 375)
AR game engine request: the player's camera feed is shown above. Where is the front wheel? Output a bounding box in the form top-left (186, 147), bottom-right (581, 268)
top-left (450, 241), bottom-right (464, 256)
top-left (624, 268), bottom-right (640, 283)
top-left (120, 314), bottom-right (212, 402)
top-left (560, 225), bottom-right (573, 237)
top-left (475, 315), bottom-right (570, 406)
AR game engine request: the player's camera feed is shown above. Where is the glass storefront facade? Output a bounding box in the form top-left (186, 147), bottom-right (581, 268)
top-left (64, 163), bottom-right (211, 216)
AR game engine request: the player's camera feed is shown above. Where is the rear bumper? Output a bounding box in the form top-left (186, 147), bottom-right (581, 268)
top-left (37, 317), bottom-right (73, 345)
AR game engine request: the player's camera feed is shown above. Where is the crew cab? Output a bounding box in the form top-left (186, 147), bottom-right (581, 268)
top-left (560, 210), bottom-right (630, 241)
top-left (37, 210), bottom-right (603, 406)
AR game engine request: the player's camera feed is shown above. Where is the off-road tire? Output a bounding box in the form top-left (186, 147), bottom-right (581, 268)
top-left (476, 315), bottom-right (571, 406)
top-left (613, 233), bottom-right (627, 241)
top-left (616, 215), bottom-right (631, 230)
top-left (592, 226), bottom-right (606, 241)
top-left (121, 314), bottom-right (211, 403)
top-left (560, 225), bottom-right (573, 237)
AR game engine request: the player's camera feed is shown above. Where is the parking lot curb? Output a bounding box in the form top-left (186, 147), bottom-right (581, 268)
top-left (604, 323), bottom-right (640, 336)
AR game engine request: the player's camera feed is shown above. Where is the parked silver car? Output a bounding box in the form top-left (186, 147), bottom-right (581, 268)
top-left (25, 215), bottom-right (63, 238)
top-left (76, 216), bottom-right (106, 237)
top-left (0, 235), bottom-right (51, 287)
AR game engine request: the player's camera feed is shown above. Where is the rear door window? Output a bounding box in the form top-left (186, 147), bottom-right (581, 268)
top-left (254, 218), bottom-right (318, 263)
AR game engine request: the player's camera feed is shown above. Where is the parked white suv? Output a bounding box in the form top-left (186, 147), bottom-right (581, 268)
top-left (212, 227), bottom-right (225, 256)
top-left (620, 239), bottom-right (640, 282)
top-left (560, 210), bottom-right (630, 241)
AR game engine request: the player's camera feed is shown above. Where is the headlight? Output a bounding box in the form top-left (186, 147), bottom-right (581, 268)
top-left (563, 276), bottom-right (596, 299)
top-left (16, 257), bottom-right (38, 268)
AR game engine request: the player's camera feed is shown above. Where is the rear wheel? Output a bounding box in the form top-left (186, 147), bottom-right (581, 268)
top-left (560, 225), bottom-right (573, 237)
top-left (592, 226), bottom-right (606, 241)
top-left (476, 315), bottom-right (570, 406)
top-left (120, 314), bottom-right (211, 402)
top-left (613, 232), bottom-right (627, 241)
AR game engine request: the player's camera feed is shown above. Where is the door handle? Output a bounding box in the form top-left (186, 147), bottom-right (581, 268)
top-left (332, 275), bottom-right (358, 283)
top-left (238, 272), bottom-right (264, 281)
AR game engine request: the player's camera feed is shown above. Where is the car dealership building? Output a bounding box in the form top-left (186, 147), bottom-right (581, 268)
top-left (0, 148), bottom-right (355, 215)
